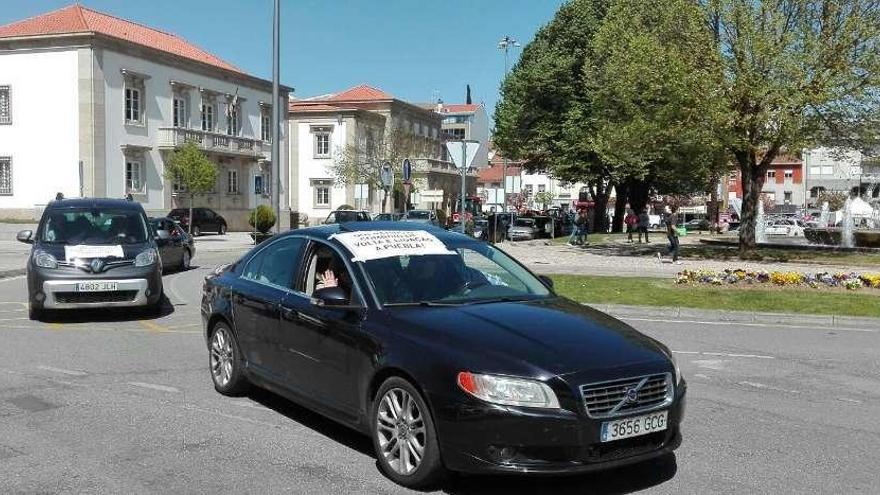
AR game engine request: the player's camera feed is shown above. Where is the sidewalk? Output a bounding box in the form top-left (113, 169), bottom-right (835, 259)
top-left (499, 240), bottom-right (877, 278)
top-left (593, 303), bottom-right (880, 330)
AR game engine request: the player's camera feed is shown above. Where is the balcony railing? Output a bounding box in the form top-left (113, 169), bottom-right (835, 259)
top-left (158, 127), bottom-right (268, 158)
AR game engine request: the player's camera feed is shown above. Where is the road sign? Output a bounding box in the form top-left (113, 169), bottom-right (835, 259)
top-left (380, 162), bottom-right (394, 189)
top-left (445, 141), bottom-right (482, 170)
top-left (402, 159), bottom-right (412, 182)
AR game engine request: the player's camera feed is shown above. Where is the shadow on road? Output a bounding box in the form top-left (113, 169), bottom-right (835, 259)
top-left (40, 293), bottom-right (176, 323)
top-left (245, 387), bottom-right (677, 495)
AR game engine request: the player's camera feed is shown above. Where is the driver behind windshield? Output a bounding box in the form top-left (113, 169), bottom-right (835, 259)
top-left (403, 255), bottom-right (471, 302)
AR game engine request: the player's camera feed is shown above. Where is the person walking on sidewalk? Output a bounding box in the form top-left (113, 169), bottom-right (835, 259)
top-left (663, 208), bottom-right (681, 264)
top-left (638, 209), bottom-right (650, 243)
top-left (625, 209), bottom-right (638, 243)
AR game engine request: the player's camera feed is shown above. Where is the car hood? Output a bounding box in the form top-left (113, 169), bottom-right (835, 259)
top-left (34, 242), bottom-right (152, 262)
top-left (386, 297), bottom-right (670, 376)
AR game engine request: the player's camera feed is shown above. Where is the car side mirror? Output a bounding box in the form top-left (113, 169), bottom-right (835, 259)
top-left (155, 229), bottom-right (171, 240)
top-left (312, 286), bottom-right (351, 307)
top-left (538, 275), bottom-right (554, 289)
top-left (16, 229), bottom-right (33, 244)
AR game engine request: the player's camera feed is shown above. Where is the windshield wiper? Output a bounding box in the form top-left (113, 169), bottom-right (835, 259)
top-left (384, 301), bottom-right (465, 307)
top-left (460, 296), bottom-right (537, 305)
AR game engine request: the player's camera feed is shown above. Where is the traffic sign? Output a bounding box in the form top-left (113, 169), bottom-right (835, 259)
top-left (445, 140), bottom-right (482, 170)
top-left (402, 159), bottom-right (412, 182)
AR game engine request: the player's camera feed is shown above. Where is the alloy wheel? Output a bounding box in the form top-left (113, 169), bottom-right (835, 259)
top-left (376, 388), bottom-right (427, 476)
top-left (210, 327), bottom-right (234, 387)
top-left (182, 250), bottom-right (191, 269)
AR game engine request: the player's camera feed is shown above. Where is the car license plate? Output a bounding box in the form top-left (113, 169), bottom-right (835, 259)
top-left (601, 410), bottom-right (667, 442)
top-left (77, 282), bottom-right (118, 292)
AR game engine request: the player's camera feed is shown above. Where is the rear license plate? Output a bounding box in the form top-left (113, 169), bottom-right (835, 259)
top-left (600, 410), bottom-right (667, 442)
top-left (77, 282), bottom-right (118, 292)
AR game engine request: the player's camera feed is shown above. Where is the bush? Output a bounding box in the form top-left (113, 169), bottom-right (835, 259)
top-left (249, 205), bottom-right (277, 234)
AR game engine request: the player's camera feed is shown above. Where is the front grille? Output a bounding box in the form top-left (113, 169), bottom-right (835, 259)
top-left (580, 373), bottom-right (673, 419)
top-left (583, 430), bottom-right (668, 462)
top-left (54, 291), bottom-right (138, 304)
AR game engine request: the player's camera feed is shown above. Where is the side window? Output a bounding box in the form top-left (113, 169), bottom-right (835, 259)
top-left (242, 237), bottom-right (307, 289)
top-left (299, 243), bottom-right (354, 301)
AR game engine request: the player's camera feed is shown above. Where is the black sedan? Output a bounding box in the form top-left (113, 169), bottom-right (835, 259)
top-left (201, 223), bottom-right (685, 488)
top-left (149, 217), bottom-right (195, 271)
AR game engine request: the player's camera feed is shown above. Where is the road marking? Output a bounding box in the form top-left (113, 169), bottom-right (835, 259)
top-left (128, 382), bottom-right (180, 393)
top-left (138, 320), bottom-right (167, 333)
top-left (46, 322), bottom-right (63, 331)
top-left (0, 276), bottom-right (25, 283)
top-left (673, 350), bottom-right (775, 359)
top-left (623, 316), bottom-right (879, 333)
top-left (37, 365), bottom-right (87, 376)
top-left (230, 401), bottom-right (272, 412)
top-left (837, 397), bottom-right (862, 404)
top-left (738, 381), bottom-right (801, 394)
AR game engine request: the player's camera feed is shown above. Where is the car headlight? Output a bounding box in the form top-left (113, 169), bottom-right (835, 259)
top-left (33, 250), bottom-right (58, 269)
top-left (134, 248), bottom-right (158, 267)
top-left (671, 353), bottom-right (682, 385)
top-left (457, 372), bottom-right (560, 409)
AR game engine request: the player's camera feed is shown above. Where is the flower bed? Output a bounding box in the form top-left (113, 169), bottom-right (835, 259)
top-left (676, 269), bottom-right (880, 291)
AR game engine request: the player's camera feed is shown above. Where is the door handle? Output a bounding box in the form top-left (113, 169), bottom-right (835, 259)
top-left (281, 306), bottom-right (298, 321)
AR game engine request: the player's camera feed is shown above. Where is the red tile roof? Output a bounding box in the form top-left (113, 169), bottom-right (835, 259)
top-left (288, 102), bottom-right (348, 113)
top-left (326, 84), bottom-right (393, 102)
top-left (0, 4), bottom-right (242, 74)
top-left (439, 103), bottom-right (481, 114)
top-left (478, 164), bottom-right (521, 183)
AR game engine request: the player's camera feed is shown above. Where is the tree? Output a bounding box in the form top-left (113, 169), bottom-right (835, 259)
top-left (163, 142), bottom-right (218, 234)
top-left (706, 0), bottom-right (880, 255)
top-left (331, 126), bottom-right (415, 213)
top-left (534, 190), bottom-right (554, 210)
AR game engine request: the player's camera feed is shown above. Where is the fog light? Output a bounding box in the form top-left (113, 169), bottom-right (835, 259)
top-left (487, 445), bottom-right (516, 464)
top-left (145, 288), bottom-right (151, 297)
top-left (34, 292), bottom-right (45, 302)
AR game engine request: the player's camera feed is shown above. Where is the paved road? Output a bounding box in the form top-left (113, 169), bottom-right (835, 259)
top-left (0, 249), bottom-right (878, 494)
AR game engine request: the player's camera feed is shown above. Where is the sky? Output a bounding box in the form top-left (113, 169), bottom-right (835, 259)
top-left (1, 0), bottom-right (565, 121)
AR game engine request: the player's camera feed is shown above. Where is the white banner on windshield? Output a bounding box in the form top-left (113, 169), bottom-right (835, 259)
top-left (329, 230), bottom-right (455, 262)
top-left (64, 244), bottom-right (124, 261)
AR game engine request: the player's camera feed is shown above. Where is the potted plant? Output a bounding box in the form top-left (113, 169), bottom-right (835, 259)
top-left (249, 205), bottom-right (276, 244)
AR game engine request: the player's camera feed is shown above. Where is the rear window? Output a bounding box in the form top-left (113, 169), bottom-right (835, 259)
top-left (41, 208), bottom-right (149, 245)
top-left (407, 211), bottom-right (431, 220)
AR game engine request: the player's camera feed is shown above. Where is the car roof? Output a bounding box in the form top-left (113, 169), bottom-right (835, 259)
top-left (285, 221), bottom-right (468, 245)
top-left (46, 198), bottom-right (145, 211)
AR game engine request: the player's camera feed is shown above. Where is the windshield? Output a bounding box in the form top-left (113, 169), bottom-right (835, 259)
top-left (514, 219), bottom-right (535, 227)
top-left (362, 241), bottom-right (551, 306)
top-left (406, 211), bottom-right (431, 220)
top-left (40, 208), bottom-right (149, 245)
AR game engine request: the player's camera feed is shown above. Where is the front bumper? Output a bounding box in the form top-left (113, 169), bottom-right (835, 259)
top-left (434, 382), bottom-right (686, 474)
top-left (29, 264), bottom-right (163, 310)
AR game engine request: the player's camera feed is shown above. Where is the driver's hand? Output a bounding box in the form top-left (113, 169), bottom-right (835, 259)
top-left (319, 269), bottom-right (338, 288)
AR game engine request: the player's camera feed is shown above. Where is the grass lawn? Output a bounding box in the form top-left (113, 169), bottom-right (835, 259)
top-left (550, 274), bottom-right (880, 318)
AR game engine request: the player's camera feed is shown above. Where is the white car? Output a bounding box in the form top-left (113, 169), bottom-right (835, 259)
top-left (765, 219), bottom-right (804, 237)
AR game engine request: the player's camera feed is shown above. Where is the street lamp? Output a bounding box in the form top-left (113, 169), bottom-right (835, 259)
top-left (271, 0), bottom-right (281, 232)
top-left (497, 35), bottom-right (520, 214)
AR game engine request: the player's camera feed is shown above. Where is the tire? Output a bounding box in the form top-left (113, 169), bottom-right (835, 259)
top-left (192, 225), bottom-right (201, 237)
top-left (219, 224), bottom-right (227, 235)
top-left (209, 323), bottom-right (249, 396)
top-left (371, 377), bottom-right (445, 489)
top-left (144, 289), bottom-right (164, 317)
top-left (28, 304), bottom-right (42, 321)
top-left (181, 249), bottom-right (192, 270)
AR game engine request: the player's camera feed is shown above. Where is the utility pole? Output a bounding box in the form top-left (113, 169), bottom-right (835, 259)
top-left (497, 36), bottom-right (520, 215)
top-left (271, 0), bottom-right (281, 232)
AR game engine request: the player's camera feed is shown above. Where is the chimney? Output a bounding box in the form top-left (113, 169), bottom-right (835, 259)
top-left (466, 84), bottom-right (472, 105)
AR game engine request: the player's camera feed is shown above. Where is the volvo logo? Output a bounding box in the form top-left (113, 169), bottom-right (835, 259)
top-left (624, 387), bottom-right (640, 404)
top-left (89, 259), bottom-right (105, 273)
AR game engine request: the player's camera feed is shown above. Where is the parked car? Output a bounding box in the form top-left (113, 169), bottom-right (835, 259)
top-left (765, 218), bottom-right (805, 237)
top-left (648, 214), bottom-right (662, 228)
top-left (401, 209), bottom-right (438, 226)
top-left (201, 223), bottom-right (685, 489)
top-left (683, 218), bottom-right (711, 231)
top-left (373, 213), bottom-right (403, 222)
top-left (168, 207), bottom-right (227, 236)
top-left (18, 197), bottom-right (165, 320)
top-left (507, 217), bottom-right (538, 241)
top-left (149, 217), bottom-right (196, 271)
top-left (472, 219), bottom-right (488, 239)
top-left (324, 209), bottom-right (372, 224)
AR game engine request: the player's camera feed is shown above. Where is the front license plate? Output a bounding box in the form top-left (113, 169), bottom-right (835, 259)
top-left (77, 282), bottom-right (118, 292)
top-left (601, 410), bottom-right (668, 443)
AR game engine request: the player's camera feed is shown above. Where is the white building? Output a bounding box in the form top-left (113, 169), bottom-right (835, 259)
top-left (289, 85), bottom-right (476, 225)
top-left (432, 102), bottom-right (490, 169)
top-left (0, 5), bottom-right (290, 229)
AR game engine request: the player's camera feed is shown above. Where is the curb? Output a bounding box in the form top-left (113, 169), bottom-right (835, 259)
top-left (0, 268), bottom-right (25, 279)
top-left (589, 303), bottom-right (880, 330)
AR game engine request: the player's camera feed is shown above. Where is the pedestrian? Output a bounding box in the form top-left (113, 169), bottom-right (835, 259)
top-left (637, 208), bottom-right (650, 243)
top-left (573, 209), bottom-right (588, 245)
top-left (625, 209), bottom-right (638, 243)
top-left (662, 208), bottom-right (682, 264)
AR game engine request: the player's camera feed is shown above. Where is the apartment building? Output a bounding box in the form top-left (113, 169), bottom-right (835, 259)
top-left (0, 5), bottom-right (290, 229)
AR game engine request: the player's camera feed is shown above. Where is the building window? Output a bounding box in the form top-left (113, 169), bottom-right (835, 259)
top-left (525, 184), bottom-right (534, 197)
top-left (784, 170), bottom-right (793, 179)
top-left (0, 157), bottom-right (11, 195)
top-left (172, 173), bottom-right (187, 194)
top-left (538, 184), bottom-right (546, 193)
top-left (0, 86), bottom-right (10, 124)
top-left (784, 191), bottom-right (792, 203)
top-left (261, 107), bottom-right (272, 142)
top-left (125, 159), bottom-right (144, 194)
top-left (226, 102), bottom-right (240, 136)
top-left (125, 86), bottom-right (142, 124)
top-left (173, 96), bottom-right (187, 128)
top-left (313, 126), bottom-right (332, 158)
top-left (227, 169), bottom-right (239, 194)
top-left (821, 165), bottom-right (833, 175)
top-left (201, 101), bottom-right (215, 132)
top-left (767, 170), bottom-right (776, 179)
